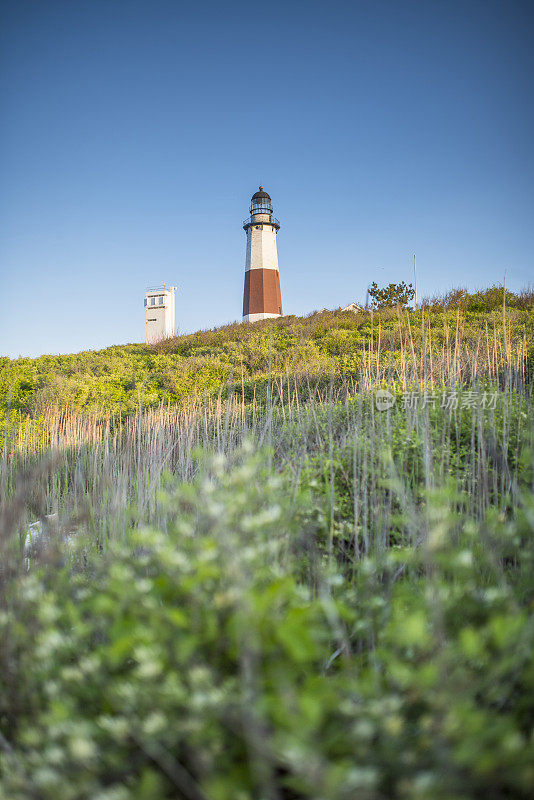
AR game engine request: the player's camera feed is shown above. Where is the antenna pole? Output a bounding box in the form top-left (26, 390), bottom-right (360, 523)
top-left (413, 254), bottom-right (417, 310)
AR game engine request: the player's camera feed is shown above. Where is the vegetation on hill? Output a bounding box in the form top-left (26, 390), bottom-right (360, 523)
top-left (0, 284), bottom-right (533, 798)
top-left (1, 285), bottom-right (533, 424)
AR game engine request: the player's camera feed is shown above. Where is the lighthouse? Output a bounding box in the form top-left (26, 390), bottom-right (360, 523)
top-left (242, 187), bottom-right (282, 322)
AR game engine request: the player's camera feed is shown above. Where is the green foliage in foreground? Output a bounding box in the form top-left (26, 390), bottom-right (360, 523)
top-left (1, 449), bottom-right (533, 800)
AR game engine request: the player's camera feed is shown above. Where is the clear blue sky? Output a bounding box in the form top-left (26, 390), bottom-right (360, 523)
top-left (1, 0), bottom-right (533, 358)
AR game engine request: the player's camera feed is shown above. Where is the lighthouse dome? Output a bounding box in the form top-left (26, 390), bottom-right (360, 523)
top-left (251, 186), bottom-right (271, 202)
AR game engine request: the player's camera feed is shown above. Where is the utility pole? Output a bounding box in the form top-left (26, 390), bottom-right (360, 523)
top-left (413, 254), bottom-right (417, 309)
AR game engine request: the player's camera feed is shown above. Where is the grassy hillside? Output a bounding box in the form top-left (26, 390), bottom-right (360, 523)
top-left (1, 285), bottom-right (533, 423)
top-left (1, 285), bottom-right (533, 799)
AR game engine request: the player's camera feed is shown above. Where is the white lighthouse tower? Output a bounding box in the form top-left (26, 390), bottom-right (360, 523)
top-left (145, 284), bottom-right (177, 344)
top-left (242, 187), bottom-right (282, 322)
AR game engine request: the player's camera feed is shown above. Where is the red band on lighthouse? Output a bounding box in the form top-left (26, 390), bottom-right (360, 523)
top-left (243, 269), bottom-right (282, 317)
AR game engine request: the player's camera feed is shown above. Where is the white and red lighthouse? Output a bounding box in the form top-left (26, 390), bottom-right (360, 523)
top-left (242, 187), bottom-right (282, 322)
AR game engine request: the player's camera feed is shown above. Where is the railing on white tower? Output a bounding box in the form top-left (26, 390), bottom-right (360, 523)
top-left (242, 215), bottom-right (280, 230)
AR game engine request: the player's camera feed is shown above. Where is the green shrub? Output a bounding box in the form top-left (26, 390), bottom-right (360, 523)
top-left (368, 281), bottom-right (415, 309)
top-left (1, 448), bottom-right (533, 799)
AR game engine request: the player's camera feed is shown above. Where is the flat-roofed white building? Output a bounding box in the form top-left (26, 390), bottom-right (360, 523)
top-left (145, 285), bottom-right (177, 344)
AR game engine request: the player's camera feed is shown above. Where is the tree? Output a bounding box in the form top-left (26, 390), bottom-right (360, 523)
top-left (368, 281), bottom-right (415, 309)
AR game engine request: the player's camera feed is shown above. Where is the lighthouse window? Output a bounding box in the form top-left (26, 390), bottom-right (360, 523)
top-left (150, 297), bottom-right (155, 306)
top-left (144, 299), bottom-right (147, 307)
top-left (158, 296), bottom-right (164, 305)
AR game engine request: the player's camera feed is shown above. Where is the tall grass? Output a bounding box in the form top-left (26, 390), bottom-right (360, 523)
top-left (0, 298), bottom-right (531, 571)
top-left (1, 381), bottom-right (531, 574)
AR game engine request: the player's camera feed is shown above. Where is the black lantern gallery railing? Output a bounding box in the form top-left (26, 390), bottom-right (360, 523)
top-left (243, 215), bottom-right (280, 231)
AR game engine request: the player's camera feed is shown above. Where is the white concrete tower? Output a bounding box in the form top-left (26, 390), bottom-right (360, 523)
top-left (242, 186), bottom-right (282, 322)
top-left (145, 285), bottom-right (177, 344)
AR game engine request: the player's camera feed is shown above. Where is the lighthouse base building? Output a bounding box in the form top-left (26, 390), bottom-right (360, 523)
top-left (242, 187), bottom-right (282, 322)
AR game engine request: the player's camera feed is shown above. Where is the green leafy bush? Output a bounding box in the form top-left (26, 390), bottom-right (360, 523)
top-left (368, 281), bottom-right (415, 309)
top-left (1, 448), bottom-right (533, 799)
